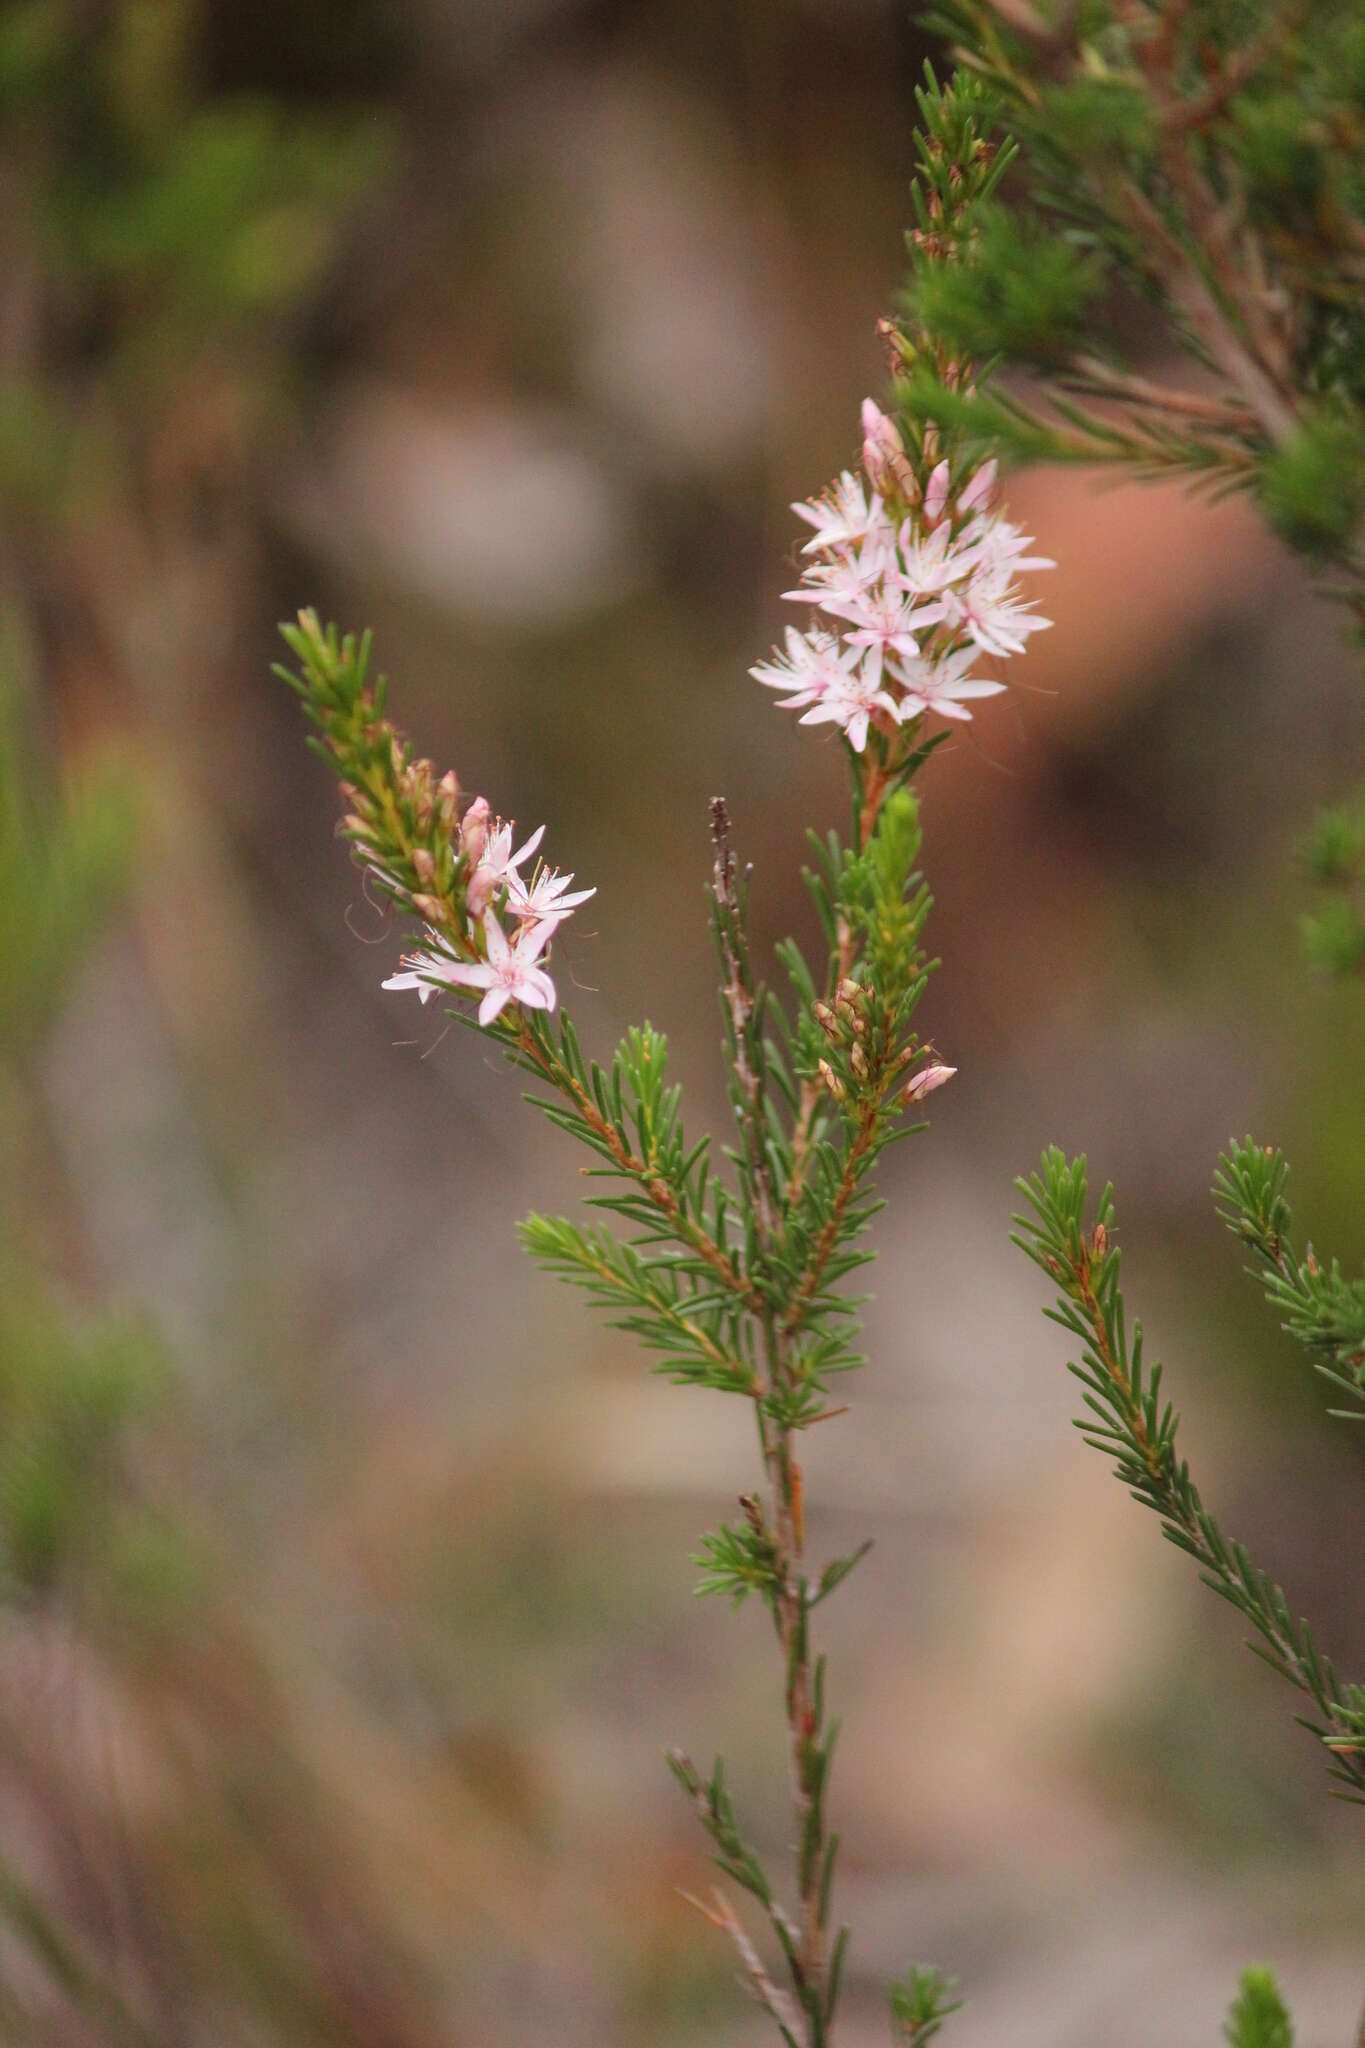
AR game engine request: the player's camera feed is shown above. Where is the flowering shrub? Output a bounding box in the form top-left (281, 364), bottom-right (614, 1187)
top-left (279, 73), bottom-right (1055, 2047)
top-left (281, 29), bottom-right (1360, 2046)
top-left (757, 430), bottom-right (1051, 748)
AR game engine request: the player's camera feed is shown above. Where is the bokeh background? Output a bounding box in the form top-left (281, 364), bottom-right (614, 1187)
top-left (2, 2), bottom-right (1364, 2044)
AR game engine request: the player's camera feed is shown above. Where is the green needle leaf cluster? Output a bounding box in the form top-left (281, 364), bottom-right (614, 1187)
top-left (1214, 1139), bottom-right (1365, 1418)
top-left (278, 63), bottom-right (1087, 2039)
top-left (1015, 1147), bottom-right (1365, 1801)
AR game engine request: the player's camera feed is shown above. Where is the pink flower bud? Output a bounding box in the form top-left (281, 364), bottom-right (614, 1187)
top-left (412, 847), bottom-right (436, 884)
top-left (923, 460), bottom-right (951, 526)
top-left (860, 398), bottom-right (906, 496)
top-left (466, 866), bottom-right (494, 918)
top-left (957, 458), bottom-right (997, 515)
top-left (460, 796), bottom-right (491, 866)
top-left (903, 1062), bottom-right (956, 1104)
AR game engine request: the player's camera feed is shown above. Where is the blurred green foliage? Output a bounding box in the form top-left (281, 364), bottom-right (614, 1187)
top-left (1225, 1967), bottom-right (1294, 2048)
top-left (0, 0), bottom-right (390, 519)
top-left (0, 618), bottom-right (183, 1622)
top-left (0, 624), bottom-right (135, 1045)
top-left (0, 1259), bottom-right (174, 1608)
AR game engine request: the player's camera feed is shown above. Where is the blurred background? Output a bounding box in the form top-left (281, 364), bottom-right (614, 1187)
top-left (1, 2), bottom-right (1363, 2043)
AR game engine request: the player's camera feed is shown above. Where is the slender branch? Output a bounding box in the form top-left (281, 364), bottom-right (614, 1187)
top-left (1105, 0), bottom-right (1297, 428)
top-left (1110, 179), bottom-right (1298, 442)
top-left (517, 1023), bottom-right (763, 1312)
top-left (681, 1887), bottom-right (804, 2045)
top-left (1061, 356), bottom-right (1263, 434)
top-left (523, 1220), bottom-right (759, 1391)
top-left (1070, 1245), bottom-right (1365, 1768)
top-left (1017, 1157), bottom-right (1365, 1798)
top-left (1163, 1), bottom-right (1304, 132)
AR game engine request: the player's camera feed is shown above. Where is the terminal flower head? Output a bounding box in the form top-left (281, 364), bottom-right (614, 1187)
top-left (757, 401), bottom-right (1052, 744)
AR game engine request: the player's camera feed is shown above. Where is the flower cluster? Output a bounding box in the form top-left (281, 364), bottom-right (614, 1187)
top-left (383, 802), bottom-right (593, 1024)
top-left (752, 400), bottom-right (1052, 750)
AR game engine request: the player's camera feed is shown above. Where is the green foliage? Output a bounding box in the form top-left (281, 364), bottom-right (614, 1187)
top-left (903, 207), bottom-right (1104, 369)
top-left (0, 627), bottom-right (137, 1046)
top-left (16, 0), bottom-right (387, 336)
top-left (514, 1014), bottom-right (746, 1292)
top-left (0, 1267), bottom-right (166, 1604)
top-left (65, 98), bottom-right (384, 329)
top-left (881, 63), bottom-right (1037, 469)
top-left (857, 787), bottom-right (932, 1004)
top-left (693, 1511), bottom-right (781, 1611)
top-left (667, 1737), bottom-right (852, 2045)
top-left (0, 588), bottom-right (198, 1656)
top-left (1297, 785), bottom-right (1365, 975)
top-left (276, 612), bottom-right (471, 928)
top-left (888, 1964), bottom-right (963, 2045)
top-left (1015, 1148), bottom-right (1365, 1798)
top-left (1224, 1966), bottom-right (1293, 2048)
top-left (1230, 95), bottom-right (1325, 218)
top-left (666, 1751), bottom-right (782, 1920)
top-left (0, 0), bottom-right (389, 532)
top-left (908, 7), bottom-right (1365, 547)
top-left (1300, 795), bottom-right (1365, 886)
top-left (1214, 1139), bottom-right (1365, 1417)
top-left (1035, 76), bottom-right (1156, 166)
top-left (519, 1213), bottom-right (755, 1395)
top-left (1258, 409), bottom-right (1365, 564)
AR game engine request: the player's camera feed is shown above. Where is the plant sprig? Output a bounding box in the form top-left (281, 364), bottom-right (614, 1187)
top-left (1015, 1147), bottom-right (1365, 1801)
